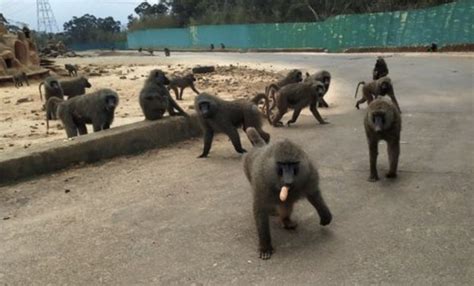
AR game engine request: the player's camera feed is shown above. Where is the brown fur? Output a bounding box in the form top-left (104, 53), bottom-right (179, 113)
top-left (195, 93), bottom-right (270, 158)
top-left (243, 128), bottom-right (332, 260)
top-left (266, 69), bottom-right (303, 111)
top-left (269, 81), bottom-right (328, 127)
top-left (304, 70), bottom-right (331, 108)
top-left (168, 73), bottom-right (199, 100)
top-left (355, 76), bottom-right (401, 113)
top-left (364, 99), bottom-right (402, 182)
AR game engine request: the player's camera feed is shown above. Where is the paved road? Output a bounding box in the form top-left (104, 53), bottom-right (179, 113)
top-left (1, 53), bottom-right (473, 285)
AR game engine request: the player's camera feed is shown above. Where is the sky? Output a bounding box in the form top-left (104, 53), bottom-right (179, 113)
top-left (0, 0), bottom-right (145, 31)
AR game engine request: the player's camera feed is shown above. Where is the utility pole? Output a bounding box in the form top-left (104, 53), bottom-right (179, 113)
top-left (36, 0), bottom-right (59, 33)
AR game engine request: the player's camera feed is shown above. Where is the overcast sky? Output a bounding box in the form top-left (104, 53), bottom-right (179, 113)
top-left (0, 0), bottom-right (145, 31)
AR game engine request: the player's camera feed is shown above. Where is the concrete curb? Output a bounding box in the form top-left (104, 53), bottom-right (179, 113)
top-left (0, 115), bottom-right (202, 186)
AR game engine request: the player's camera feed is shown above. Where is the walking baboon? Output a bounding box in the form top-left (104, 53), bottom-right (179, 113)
top-left (168, 73), bottom-right (199, 100)
top-left (364, 99), bottom-right (401, 182)
top-left (304, 70), bottom-right (331, 108)
top-left (139, 69), bottom-right (188, 120)
top-left (194, 93), bottom-right (270, 158)
top-left (266, 69), bottom-right (303, 111)
top-left (269, 81), bottom-right (328, 127)
top-left (57, 89), bottom-right (119, 138)
top-left (164, 48), bottom-right (170, 57)
top-left (372, 57), bottom-right (389, 80)
top-left (354, 76), bottom-right (401, 113)
top-left (243, 128), bottom-right (332, 260)
top-left (65, 64), bottom-right (78, 77)
top-left (12, 72), bottom-right (29, 88)
top-left (39, 77), bottom-right (64, 102)
top-left (60, 76), bottom-right (92, 99)
top-left (45, 97), bottom-right (64, 133)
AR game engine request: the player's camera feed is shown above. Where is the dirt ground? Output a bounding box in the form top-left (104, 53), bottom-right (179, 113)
top-left (0, 54), bottom-right (281, 152)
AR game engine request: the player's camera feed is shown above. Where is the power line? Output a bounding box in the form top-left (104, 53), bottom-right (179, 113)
top-left (36, 0), bottom-right (59, 33)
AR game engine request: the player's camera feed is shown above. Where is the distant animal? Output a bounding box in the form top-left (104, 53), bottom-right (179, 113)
top-left (210, 44), bottom-right (215, 50)
top-left (372, 57), bottom-right (389, 80)
top-left (164, 48), bottom-right (170, 57)
top-left (243, 127), bottom-right (332, 260)
top-left (354, 76), bottom-right (401, 113)
top-left (168, 73), bottom-right (199, 100)
top-left (220, 43), bottom-right (226, 49)
top-left (65, 64), bottom-right (78, 77)
top-left (364, 98), bottom-right (402, 182)
top-left (12, 72), bottom-right (29, 88)
top-left (57, 89), bottom-right (119, 138)
top-left (194, 92), bottom-right (270, 158)
top-left (428, 43), bottom-right (438, 52)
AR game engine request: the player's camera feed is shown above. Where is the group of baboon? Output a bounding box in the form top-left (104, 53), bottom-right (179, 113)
top-left (29, 56), bottom-right (401, 260)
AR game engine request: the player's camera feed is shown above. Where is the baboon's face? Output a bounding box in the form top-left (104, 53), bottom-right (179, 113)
top-left (104, 95), bottom-right (118, 111)
top-left (276, 161), bottom-right (300, 189)
top-left (198, 101), bottom-right (213, 118)
top-left (154, 70), bottom-right (170, 85)
top-left (51, 81), bottom-right (60, 89)
top-left (291, 70), bottom-right (303, 82)
top-left (371, 112), bottom-right (386, 132)
top-left (82, 78), bottom-right (92, 88)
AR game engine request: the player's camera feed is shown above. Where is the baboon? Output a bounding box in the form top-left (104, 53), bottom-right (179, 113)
top-left (266, 69), bottom-right (303, 111)
top-left (139, 69), bottom-right (188, 120)
top-left (210, 44), bottom-right (215, 50)
top-left (354, 76), bottom-right (401, 113)
top-left (243, 127), bottom-right (332, 260)
top-left (194, 93), bottom-right (270, 158)
top-left (148, 48), bottom-right (154, 56)
top-left (12, 72), bottom-right (29, 88)
top-left (138, 47), bottom-right (143, 53)
top-left (220, 43), bottom-right (225, 49)
top-left (372, 57), bottom-right (389, 80)
top-left (269, 81), bottom-right (328, 127)
top-left (428, 43), bottom-right (438, 52)
top-left (39, 77), bottom-right (64, 102)
top-left (168, 73), bottom-right (199, 100)
top-left (65, 64), bottom-right (78, 77)
top-left (364, 99), bottom-right (401, 182)
top-left (59, 76), bottom-right (92, 99)
top-left (304, 70), bottom-right (331, 108)
top-left (57, 89), bottom-right (119, 138)
top-left (164, 48), bottom-right (170, 57)
top-left (45, 97), bottom-right (64, 133)
top-left (22, 26), bottom-right (31, 38)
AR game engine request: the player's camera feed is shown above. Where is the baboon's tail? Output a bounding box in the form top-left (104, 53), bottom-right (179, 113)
top-left (246, 127), bottom-right (266, 147)
top-left (39, 82), bottom-right (44, 102)
top-left (250, 93), bottom-right (272, 125)
top-left (354, 81), bottom-right (365, 98)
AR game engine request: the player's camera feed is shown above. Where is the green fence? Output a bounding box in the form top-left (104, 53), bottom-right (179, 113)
top-left (127, 0), bottom-right (473, 52)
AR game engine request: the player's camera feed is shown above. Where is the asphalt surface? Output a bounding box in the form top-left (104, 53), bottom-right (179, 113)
top-left (1, 53), bottom-right (473, 285)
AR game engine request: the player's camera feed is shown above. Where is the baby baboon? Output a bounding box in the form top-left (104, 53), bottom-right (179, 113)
top-left (194, 93), bottom-right (270, 158)
top-left (57, 89), bottom-right (119, 138)
top-left (12, 72), bottom-right (29, 88)
top-left (266, 69), bottom-right (303, 111)
top-left (139, 69), bottom-right (188, 120)
top-left (168, 73), bottom-right (199, 100)
top-left (243, 128), bottom-right (332, 260)
top-left (270, 81), bottom-right (328, 127)
top-left (65, 64), bottom-right (78, 77)
top-left (364, 99), bottom-right (401, 182)
top-left (164, 48), bottom-right (170, 57)
top-left (372, 57), bottom-right (389, 80)
top-left (59, 76), bottom-right (92, 99)
top-left (304, 70), bottom-right (331, 108)
top-left (354, 76), bottom-right (401, 113)
top-left (45, 97), bottom-right (64, 133)
top-left (39, 77), bottom-right (64, 102)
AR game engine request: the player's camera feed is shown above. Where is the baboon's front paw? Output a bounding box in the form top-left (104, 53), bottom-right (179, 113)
top-left (259, 247), bottom-right (274, 260)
